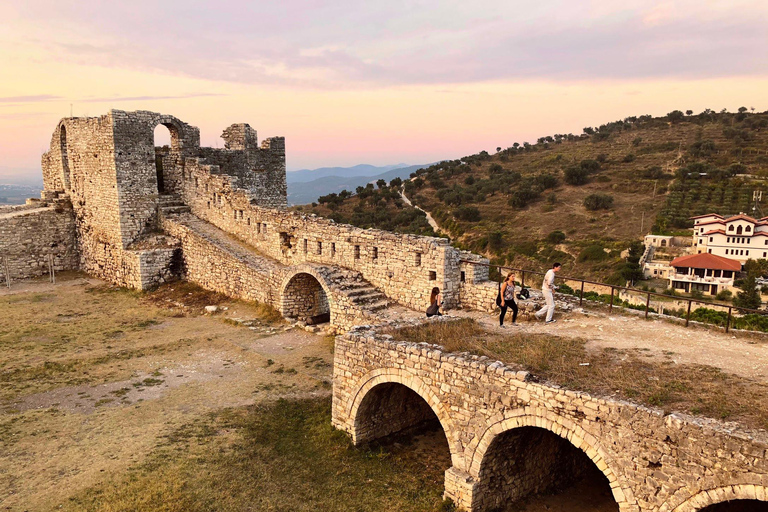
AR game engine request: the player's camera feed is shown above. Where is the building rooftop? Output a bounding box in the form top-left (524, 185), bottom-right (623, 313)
top-left (670, 253), bottom-right (742, 271)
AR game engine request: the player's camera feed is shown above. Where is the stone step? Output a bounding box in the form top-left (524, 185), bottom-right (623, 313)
top-left (365, 300), bottom-right (390, 312)
top-left (346, 286), bottom-right (378, 297)
top-left (160, 205), bottom-right (191, 214)
top-left (351, 291), bottom-right (387, 304)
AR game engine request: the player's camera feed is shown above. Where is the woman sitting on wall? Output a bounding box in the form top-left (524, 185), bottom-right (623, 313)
top-left (426, 287), bottom-right (443, 317)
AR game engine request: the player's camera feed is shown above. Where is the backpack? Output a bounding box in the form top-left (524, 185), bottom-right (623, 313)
top-left (517, 288), bottom-right (530, 301)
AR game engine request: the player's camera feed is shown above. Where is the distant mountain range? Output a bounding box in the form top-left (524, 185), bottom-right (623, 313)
top-left (0, 168), bottom-right (43, 205)
top-left (287, 163), bottom-right (429, 205)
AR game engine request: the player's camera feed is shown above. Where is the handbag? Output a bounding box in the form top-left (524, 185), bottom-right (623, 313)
top-left (495, 280), bottom-right (502, 307)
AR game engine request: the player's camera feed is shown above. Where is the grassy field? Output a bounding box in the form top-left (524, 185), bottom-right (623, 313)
top-left (0, 275), bottom-right (455, 512)
top-left (64, 397), bottom-right (452, 512)
top-left (388, 319), bottom-right (768, 430)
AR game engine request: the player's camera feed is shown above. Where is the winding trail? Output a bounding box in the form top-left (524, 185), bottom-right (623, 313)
top-left (399, 186), bottom-right (446, 236)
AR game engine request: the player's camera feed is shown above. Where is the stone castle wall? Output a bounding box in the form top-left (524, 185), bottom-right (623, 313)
top-left (176, 161), bottom-right (494, 312)
top-left (332, 329), bottom-right (768, 512)
top-left (0, 202), bottom-right (79, 281)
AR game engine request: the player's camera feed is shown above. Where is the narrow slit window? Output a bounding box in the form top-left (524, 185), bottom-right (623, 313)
top-left (372, 247), bottom-right (378, 261)
top-left (429, 271), bottom-right (437, 281)
top-left (354, 245), bottom-right (360, 260)
top-left (303, 239), bottom-right (308, 253)
top-left (317, 241), bottom-right (322, 255)
top-left (414, 253), bottom-right (422, 266)
top-left (262, 223), bottom-right (267, 234)
top-left (460, 271), bottom-right (466, 282)
top-left (247, 218), bottom-right (251, 226)
top-left (331, 242), bottom-right (336, 257)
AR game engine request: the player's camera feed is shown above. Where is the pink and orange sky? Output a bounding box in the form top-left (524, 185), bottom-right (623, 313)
top-left (1, 0), bottom-right (767, 178)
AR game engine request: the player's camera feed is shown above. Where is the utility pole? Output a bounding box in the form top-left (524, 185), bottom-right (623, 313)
top-left (640, 211), bottom-right (645, 234)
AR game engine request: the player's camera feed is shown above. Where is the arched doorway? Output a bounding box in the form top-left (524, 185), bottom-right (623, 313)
top-left (474, 426), bottom-right (619, 512)
top-left (281, 272), bottom-right (331, 324)
top-left (154, 123), bottom-right (180, 195)
top-left (699, 501), bottom-right (768, 512)
top-left (354, 382), bottom-right (453, 493)
top-left (59, 125), bottom-right (71, 191)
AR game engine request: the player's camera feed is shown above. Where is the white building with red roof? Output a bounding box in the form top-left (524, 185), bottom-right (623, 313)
top-left (668, 252), bottom-right (742, 295)
top-left (692, 212), bottom-right (768, 263)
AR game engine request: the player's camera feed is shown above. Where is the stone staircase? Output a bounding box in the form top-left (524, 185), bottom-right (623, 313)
top-left (157, 194), bottom-right (191, 215)
top-left (160, 211), bottom-right (403, 327)
top-left (323, 267), bottom-right (390, 313)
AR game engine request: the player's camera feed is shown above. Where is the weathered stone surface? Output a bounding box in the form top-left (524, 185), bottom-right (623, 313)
top-left (331, 329), bottom-right (768, 512)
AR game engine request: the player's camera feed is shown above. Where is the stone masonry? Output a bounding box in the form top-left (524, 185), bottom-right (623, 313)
top-left (332, 328), bottom-right (768, 512)
top-left (18, 110), bottom-right (497, 329)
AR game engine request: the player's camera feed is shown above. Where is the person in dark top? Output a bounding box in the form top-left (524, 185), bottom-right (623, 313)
top-left (499, 272), bottom-right (519, 327)
top-left (426, 286), bottom-right (443, 317)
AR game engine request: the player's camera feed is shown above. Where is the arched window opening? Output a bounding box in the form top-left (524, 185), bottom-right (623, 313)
top-left (154, 123), bottom-right (180, 195)
top-left (699, 500), bottom-right (768, 512)
top-left (354, 383), bottom-right (452, 486)
top-left (476, 427), bottom-right (619, 511)
top-left (282, 273), bottom-right (330, 325)
top-left (737, 225), bottom-right (743, 235)
top-left (60, 125), bottom-right (71, 191)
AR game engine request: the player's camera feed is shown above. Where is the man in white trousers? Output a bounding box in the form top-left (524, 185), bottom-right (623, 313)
top-left (536, 262), bottom-right (561, 323)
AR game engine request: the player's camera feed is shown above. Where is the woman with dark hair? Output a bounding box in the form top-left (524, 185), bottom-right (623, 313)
top-left (499, 272), bottom-right (519, 327)
top-left (426, 286), bottom-right (443, 317)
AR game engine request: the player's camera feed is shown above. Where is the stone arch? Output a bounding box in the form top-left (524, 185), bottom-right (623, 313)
top-left (153, 119), bottom-right (183, 195)
top-left (59, 123), bottom-right (71, 191)
top-left (466, 413), bottom-right (632, 511)
top-left (279, 266), bottom-right (336, 326)
top-left (671, 485), bottom-right (768, 512)
top-left (346, 368), bottom-right (464, 468)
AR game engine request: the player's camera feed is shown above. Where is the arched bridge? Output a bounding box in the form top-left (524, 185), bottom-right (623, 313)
top-left (331, 328), bottom-right (768, 512)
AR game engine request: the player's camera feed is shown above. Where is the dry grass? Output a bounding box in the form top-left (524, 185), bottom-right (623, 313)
top-left (389, 319), bottom-right (768, 430)
top-left (63, 397), bottom-right (453, 512)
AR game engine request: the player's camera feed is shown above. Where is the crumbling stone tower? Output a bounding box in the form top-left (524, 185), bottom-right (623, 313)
top-left (37, 110), bottom-right (286, 287)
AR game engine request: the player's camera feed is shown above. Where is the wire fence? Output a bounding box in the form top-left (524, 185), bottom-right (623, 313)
top-left (461, 259), bottom-right (768, 333)
top-left (1, 253), bottom-right (59, 289)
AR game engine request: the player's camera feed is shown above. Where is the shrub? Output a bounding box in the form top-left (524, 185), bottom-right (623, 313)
top-left (564, 166), bottom-right (589, 185)
top-left (453, 206), bottom-right (481, 222)
top-left (577, 244), bottom-right (608, 262)
top-left (545, 230), bottom-right (566, 244)
top-left (535, 173), bottom-right (559, 190)
top-left (514, 241), bottom-right (538, 257)
top-left (583, 193), bottom-right (614, 211)
top-left (715, 289), bottom-right (733, 301)
top-left (464, 176), bottom-right (475, 185)
top-left (488, 231), bottom-right (504, 251)
top-left (622, 153), bottom-right (636, 163)
top-left (632, 137), bottom-right (643, 146)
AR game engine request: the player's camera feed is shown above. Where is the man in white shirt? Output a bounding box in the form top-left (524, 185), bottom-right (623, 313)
top-left (535, 262), bottom-right (561, 323)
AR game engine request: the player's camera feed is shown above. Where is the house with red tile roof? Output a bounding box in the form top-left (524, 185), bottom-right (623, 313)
top-left (668, 252), bottom-right (742, 295)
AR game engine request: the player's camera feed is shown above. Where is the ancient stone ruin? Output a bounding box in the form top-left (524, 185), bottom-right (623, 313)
top-left (3, 111), bottom-right (767, 511)
top-left (0, 110), bottom-right (497, 330)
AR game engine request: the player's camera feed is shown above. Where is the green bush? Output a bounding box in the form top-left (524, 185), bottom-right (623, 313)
top-left (564, 166), bottom-right (589, 185)
top-left (577, 244), bottom-right (608, 262)
top-left (545, 230), bottom-right (566, 244)
top-left (715, 289), bottom-right (733, 301)
top-left (622, 153), bottom-right (636, 163)
top-left (583, 193), bottom-right (614, 211)
top-left (453, 206), bottom-right (481, 222)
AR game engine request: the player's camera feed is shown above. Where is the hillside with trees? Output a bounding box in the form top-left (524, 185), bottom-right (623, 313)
top-left (298, 108), bottom-right (768, 283)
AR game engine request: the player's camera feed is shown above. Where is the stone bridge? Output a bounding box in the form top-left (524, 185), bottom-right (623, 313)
top-left (332, 328), bottom-right (768, 512)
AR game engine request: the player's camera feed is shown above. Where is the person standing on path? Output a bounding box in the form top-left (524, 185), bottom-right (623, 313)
top-left (499, 272), bottom-right (519, 327)
top-left (536, 262), bottom-right (561, 323)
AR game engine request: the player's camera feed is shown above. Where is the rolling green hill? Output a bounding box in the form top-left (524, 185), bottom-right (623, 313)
top-left (298, 108), bottom-right (768, 283)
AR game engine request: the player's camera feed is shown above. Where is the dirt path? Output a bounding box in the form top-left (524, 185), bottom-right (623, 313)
top-left (400, 186), bottom-right (445, 235)
top-left (457, 305), bottom-right (768, 381)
